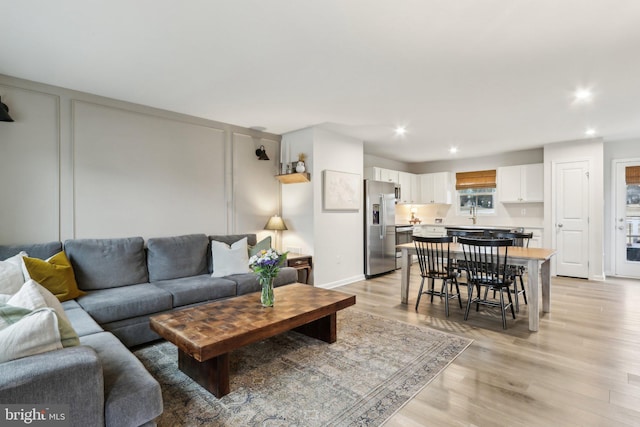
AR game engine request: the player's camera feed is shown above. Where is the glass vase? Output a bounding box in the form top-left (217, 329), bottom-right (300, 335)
top-left (260, 276), bottom-right (275, 307)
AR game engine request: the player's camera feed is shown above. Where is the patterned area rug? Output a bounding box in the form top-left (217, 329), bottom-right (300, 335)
top-left (134, 308), bottom-right (472, 426)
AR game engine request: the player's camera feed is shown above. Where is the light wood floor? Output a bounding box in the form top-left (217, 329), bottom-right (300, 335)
top-left (336, 270), bottom-right (640, 427)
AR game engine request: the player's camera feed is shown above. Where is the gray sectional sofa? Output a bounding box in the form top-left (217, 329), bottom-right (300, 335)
top-left (0, 233), bottom-right (297, 427)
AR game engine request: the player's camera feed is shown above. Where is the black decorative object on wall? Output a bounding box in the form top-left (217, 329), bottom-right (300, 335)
top-left (0, 96), bottom-right (14, 122)
top-left (255, 145), bottom-right (269, 160)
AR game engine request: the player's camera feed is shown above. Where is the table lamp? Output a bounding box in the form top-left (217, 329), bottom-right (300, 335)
top-left (264, 215), bottom-right (288, 251)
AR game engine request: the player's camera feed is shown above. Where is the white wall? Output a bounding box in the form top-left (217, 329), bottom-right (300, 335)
top-left (0, 83), bottom-right (60, 244)
top-left (544, 138), bottom-right (604, 280)
top-left (410, 148), bottom-right (543, 174)
top-left (603, 138), bottom-right (640, 275)
top-left (282, 127), bottom-right (364, 288)
top-left (363, 153), bottom-right (410, 172)
top-left (0, 74), bottom-right (282, 243)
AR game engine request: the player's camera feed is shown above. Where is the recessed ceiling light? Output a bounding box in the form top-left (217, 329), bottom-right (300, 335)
top-left (573, 88), bottom-right (593, 103)
top-left (449, 146), bottom-right (458, 154)
top-left (394, 126), bottom-right (407, 136)
top-left (585, 127), bottom-right (597, 137)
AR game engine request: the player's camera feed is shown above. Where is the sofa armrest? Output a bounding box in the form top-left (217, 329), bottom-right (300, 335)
top-left (0, 346), bottom-right (105, 427)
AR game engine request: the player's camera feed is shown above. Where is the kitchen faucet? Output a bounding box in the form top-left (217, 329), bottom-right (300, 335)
top-left (469, 206), bottom-right (478, 225)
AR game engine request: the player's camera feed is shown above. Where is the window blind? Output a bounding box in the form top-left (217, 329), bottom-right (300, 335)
top-left (626, 166), bottom-right (640, 185)
top-left (455, 170), bottom-right (497, 190)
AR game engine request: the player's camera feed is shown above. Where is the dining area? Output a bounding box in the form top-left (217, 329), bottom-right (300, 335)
top-left (397, 230), bottom-right (557, 332)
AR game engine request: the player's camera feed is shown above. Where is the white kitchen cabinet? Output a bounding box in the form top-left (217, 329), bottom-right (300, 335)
top-left (379, 168), bottom-right (399, 184)
top-left (524, 228), bottom-right (543, 248)
top-left (398, 171), bottom-right (420, 204)
top-left (420, 172), bottom-right (452, 204)
top-left (498, 164), bottom-right (543, 203)
top-left (365, 167), bottom-right (399, 184)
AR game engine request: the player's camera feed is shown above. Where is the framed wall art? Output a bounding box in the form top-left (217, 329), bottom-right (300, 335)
top-left (322, 170), bottom-right (360, 211)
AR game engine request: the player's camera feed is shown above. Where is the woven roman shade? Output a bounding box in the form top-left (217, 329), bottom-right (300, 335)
top-left (626, 166), bottom-right (640, 185)
top-left (455, 170), bottom-right (497, 190)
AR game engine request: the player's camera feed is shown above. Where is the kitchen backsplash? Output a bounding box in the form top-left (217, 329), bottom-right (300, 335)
top-left (395, 203), bottom-right (544, 227)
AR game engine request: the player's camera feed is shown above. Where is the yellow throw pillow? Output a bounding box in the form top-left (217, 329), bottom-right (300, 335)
top-left (23, 252), bottom-right (85, 302)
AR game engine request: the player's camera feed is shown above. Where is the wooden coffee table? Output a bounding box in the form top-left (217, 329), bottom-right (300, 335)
top-left (149, 283), bottom-right (356, 397)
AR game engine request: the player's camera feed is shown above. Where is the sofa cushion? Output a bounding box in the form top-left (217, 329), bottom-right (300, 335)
top-left (0, 306), bottom-right (62, 363)
top-left (80, 332), bottom-right (162, 427)
top-left (0, 241), bottom-right (62, 261)
top-left (23, 251), bottom-right (86, 302)
top-left (61, 299), bottom-right (82, 311)
top-left (208, 234), bottom-right (257, 273)
top-left (211, 237), bottom-right (251, 278)
top-left (147, 234), bottom-right (209, 282)
top-left (65, 237), bottom-right (149, 290)
top-left (101, 315), bottom-right (163, 348)
top-left (151, 274), bottom-right (236, 307)
top-left (0, 252), bottom-right (26, 295)
top-left (77, 283), bottom-right (172, 324)
top-left (64, 306), bottom-right (104, 337)
top-left (8, 280), bottom-right (80, 348)
top-left (248, 236), bottom-right (272, 257)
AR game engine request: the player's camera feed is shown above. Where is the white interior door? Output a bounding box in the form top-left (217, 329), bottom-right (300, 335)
top-left (555, 161), bottom-right (589, 278)
top-left (614, 160), bottom-right (640, 277)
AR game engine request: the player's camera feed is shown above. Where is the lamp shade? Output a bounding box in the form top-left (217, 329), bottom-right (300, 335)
top-left (264, 215), bottom-right (288, 231)
top-left (0, 97), bottom-right (14, 122)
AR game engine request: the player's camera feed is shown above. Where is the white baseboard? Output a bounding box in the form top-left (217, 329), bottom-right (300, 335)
top-left (316, 274), bottom-right (366, 289)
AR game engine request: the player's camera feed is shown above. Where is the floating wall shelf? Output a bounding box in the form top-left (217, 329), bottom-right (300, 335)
top-left (275, 172), bottom-right (311, 184)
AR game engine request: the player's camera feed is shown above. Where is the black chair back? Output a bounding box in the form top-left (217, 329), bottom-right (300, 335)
top-left (413, 235), bottom-right (454, 279)
top-left (458, 237), bottom-right (513, 286)
top-left (492, 231), bottom-right (533, 248)
top-left (446, 229), bottom-right (485, 242)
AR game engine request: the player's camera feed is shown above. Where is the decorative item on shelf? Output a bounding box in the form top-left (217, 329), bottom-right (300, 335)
top-left (0, 96), bottom-right (14, 122)
top-left (409, 207), bottom-right (422, 224)
top-left (286, 163), bottom-right (293, 174)
top-left (296, 153), bottom-right (307, 173)
top-left (264, 214), bottom-right (288, 251)
top-left (255, 145), bottom-right (269, 160)
top-left (248, 248), bottom-right (288, 307)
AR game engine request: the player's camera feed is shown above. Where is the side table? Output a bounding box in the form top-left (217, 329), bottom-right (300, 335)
top-left (286, 253), bottom-right (313, 284)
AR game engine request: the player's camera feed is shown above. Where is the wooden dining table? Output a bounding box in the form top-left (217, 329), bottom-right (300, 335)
top-left (397, 242), bottom-right (557, 332)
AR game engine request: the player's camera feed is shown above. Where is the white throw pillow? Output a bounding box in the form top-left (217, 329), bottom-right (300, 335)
top-left (0, 307), bottom-right (62, 363)
top-left (0, 252), bottom-right (28, 295)
top-left (211, 237), bottom-right (251, 278)
top-left (8, 280), bottom-right (80, 347)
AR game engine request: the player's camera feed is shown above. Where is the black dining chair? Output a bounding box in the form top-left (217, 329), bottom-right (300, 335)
top-left (493, 231), bottom-right (533, 312)
top-left (446, 229), bottom-right (485, 241)
top-left (446, 229), bottom-right (485, 276)
top-left (413, 236), bottom-right (462, 317)
top-left (459, 237), bottom-right (515, 329)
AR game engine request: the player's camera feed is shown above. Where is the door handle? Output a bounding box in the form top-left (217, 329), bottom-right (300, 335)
top-left (379, 194), bottom-right (385, 239)
top-left (618, 226), bottom-right (625, 230)
top-left (557, 223), bottom-right (563, 228)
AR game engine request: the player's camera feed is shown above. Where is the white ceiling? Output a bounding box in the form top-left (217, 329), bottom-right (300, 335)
top-left (3, 1), bottom-right (640, 162)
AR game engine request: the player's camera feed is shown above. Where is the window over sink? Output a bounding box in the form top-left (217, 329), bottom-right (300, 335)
top-left (457, 188), bottom-right (496, 216)
top-left (455, 170), bottom-right (497, 216)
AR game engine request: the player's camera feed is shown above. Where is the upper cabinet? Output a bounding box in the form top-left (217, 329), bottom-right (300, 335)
top-left (497, 164), bottom-right (543, 203)
top-left (365, 166), bottom-right (400, 183)
top-left (420, 172), bottom-right (452, 204)
top-left (398, 171), bottom-right (420, 204)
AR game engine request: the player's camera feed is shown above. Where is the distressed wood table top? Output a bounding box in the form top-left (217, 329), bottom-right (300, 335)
top-left (149, 283), bottom-right (356, 362)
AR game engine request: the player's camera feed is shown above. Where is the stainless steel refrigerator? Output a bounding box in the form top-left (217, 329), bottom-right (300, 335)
top-left (364, 180), bottom-right (397, 278)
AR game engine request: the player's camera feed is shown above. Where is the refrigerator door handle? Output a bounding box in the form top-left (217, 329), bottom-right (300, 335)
top-left (379, 194), bottom-right (385, 239)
